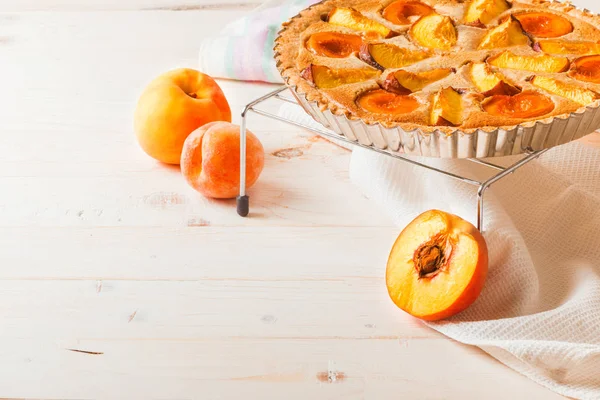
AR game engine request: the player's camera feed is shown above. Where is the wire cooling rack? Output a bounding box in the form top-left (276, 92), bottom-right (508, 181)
top-left (236, 86), bottom-right (548, 231)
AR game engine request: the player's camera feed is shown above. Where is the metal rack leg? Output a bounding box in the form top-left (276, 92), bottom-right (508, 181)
top-left (476, 184), bottom-right (488, 232)
top-left (237, 109), bottom-right (249, 217)
top-left (476, 148), bottom-right (549, 231)
top-left (237, 87), bottom-right (288, 217)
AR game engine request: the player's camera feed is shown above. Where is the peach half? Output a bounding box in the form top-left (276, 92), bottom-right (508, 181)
top-left (357, 89), bottom-right (420, 115)
top-left (382, 0), bottom-right (434, 25)
top-left (386, 210), bottom-right (488, 321)
top-left (482, 91), bottom-right (555, 119)
top-left (306, 32), bottom-right (363, 58)
top-left (514, 12), bottom-right (573, 38)
top-left (569, 55), bottom-right (600, 84)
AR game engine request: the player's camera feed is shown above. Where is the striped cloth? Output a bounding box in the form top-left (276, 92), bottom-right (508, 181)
top-left (198, 0), bottom-right (320, 83)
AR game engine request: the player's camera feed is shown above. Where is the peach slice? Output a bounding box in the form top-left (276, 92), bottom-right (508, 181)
top-left (328, 7), bottom-right (392, 37)
top-left (529, 76), bottom-right (599, 106)
top-left (357, 89), bottom-right (420, 115)
top-left (383, 68), bottom-right (454, 94)
top-left (380, 74), bottom-right (412, 95)
top-left (469, 62), bottom-right (520, 96)
top-left (430, 87), bottom-right (464, 126)
top-left (306, 32), bottom-right (363, 58)
top-left (478, 16), bottom-right (530, 50)
top-left (382, 0), bottom-right (434, 25)
top-left (386, 210), bottom-right (488, 321)
top-left (535, 40), bottom-right (600, 56)
top-left (301, 64), bottom-right (381, 89)
top-left (568, 55), bottom-right (600, 84)
top-left (482, 91), bottom-right (555, 118)
top-left (464, 0), bottom-right (511, 27)
top-left (359, 43), bottom-right (430, 69)
top-left (410, 14), bottom-right (457, 50)
top-left (487, 51), bottom-right (569, 73)
top-left (514, 12), bottom-right (573, 38)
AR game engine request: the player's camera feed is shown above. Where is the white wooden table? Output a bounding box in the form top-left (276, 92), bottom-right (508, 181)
top-left (1, 1), bottom-right (598, 398)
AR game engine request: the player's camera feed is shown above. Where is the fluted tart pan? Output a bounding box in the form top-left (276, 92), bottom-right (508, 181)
top-left (274, 0), bottom-right (600, 158)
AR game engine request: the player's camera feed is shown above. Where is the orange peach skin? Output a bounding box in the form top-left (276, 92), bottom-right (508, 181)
top-left (134, 68), bottom-right (232, 164)
top-left (386, 210), bottom-right (488, 321)
top-left (181, 122), bottom-right (264, 199)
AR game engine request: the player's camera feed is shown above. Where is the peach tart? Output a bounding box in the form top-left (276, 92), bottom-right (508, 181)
top-left (275, 0), bottom-right (600, 157)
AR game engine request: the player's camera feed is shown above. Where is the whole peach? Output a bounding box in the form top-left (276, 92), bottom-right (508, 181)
top-left (134, 68), bottom-right (231, 164)
top-left (181, 122), bottom-right (264, 199)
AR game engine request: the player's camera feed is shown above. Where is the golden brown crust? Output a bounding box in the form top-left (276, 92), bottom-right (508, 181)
top-left (274, 0), bottom-right (600, 134)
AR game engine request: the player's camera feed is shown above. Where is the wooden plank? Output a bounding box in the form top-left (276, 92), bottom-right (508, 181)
top-left (0, 227), bottom-right (398, 279)
top-left (0, 279), bottom-right (435, 339)
top-left (0, 144), bottom-right (391, 227)
top-left (0, 337), bottom-right (563, 399)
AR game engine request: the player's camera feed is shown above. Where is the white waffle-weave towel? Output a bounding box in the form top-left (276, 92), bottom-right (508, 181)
top-left (279, 102), bottom-right (600, 399)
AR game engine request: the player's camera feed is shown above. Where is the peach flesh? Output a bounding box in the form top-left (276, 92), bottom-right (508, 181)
top-left (570, 55), bottom-right (600, 84)
top-left (483, 91), bottom-right (555, 119)
top-left (306, 32), bottom-right (363, 58)
top-left (357, 89), bottom-right (420, 115)
top-left (386, 210), bottom-right (488, 321)
top-left (514, 12), bottom-right (573, 38)
top-left (382, 1), bottom-right (434, 25)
